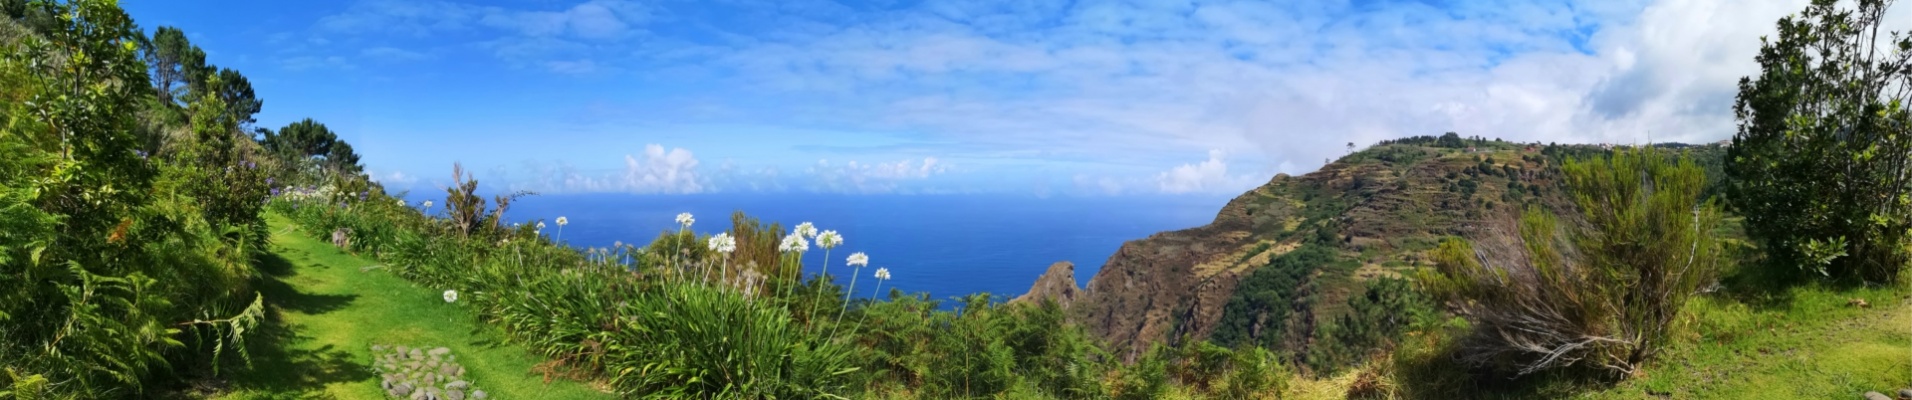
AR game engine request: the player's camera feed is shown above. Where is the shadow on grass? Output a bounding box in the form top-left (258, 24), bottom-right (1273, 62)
top-left (1385, 337), bottom-right (1621, 400)
top-left (255, 253), bottom-right (356, 315)
top-left (215, 253), bottom-right (374, 398)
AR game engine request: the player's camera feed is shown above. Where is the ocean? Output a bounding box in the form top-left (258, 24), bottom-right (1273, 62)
top-left (461, 193), bottom-right (1230, 303)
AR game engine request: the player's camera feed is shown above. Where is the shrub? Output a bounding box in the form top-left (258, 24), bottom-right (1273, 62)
top-left (1211, 244), bottom-right (1339, 353)
top-left (1726, 0), bottom-right (1912, 283)
top-left (1423, 148), bottom-right (1722, 377)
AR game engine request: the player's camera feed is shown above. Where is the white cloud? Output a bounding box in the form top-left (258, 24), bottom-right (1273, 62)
top-left (1156, 149), bottom-right (1258, 195)
top-left (806, 157), bottom-right (951, 193)
top-left (509, 144), bottom-right (706, 194)
top-left (683, 0), bottom-right (1895, 180)
top-left (619, 144), bottom-right (704, 194)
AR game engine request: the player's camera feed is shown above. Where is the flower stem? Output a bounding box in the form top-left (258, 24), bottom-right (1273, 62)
top-left (805, 248), bottom-right (832, 333)
top-left (826, 267), bottom-right (862, 339)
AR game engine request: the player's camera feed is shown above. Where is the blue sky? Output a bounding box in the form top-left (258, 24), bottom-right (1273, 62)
top-left (121, 0), bottom-right (1851, 196)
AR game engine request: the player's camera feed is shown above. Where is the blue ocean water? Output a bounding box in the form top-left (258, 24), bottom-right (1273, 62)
top-left (464, 193), bottom-right (1227, 303)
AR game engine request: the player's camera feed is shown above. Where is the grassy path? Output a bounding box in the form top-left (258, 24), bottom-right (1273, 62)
top-left (212, 216), bottom-right (612, 399)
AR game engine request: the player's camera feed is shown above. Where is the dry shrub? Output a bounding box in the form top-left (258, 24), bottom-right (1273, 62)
top-left (1421, 148), bottom-right (1722, 378)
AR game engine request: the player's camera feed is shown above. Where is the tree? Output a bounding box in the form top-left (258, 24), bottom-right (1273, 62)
top-left (212, 67), bottom-right (260, 126)
top-left (324, 139), bottom-right (362, 174)
top-left (1726, 0), bottom-right (1912, 282)
top-left (140, 25), bottom-right (205, 105)
top-left (1436, 132), bottom-right (1464, 148)
top-left (1423, 148), bottom-right (1722, 378)
top-left (263, 118), bottom-right (336, 158)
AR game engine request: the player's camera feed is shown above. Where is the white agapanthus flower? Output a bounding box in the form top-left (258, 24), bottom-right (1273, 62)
top-left (676, 212), bottom-right (694, 228)
top-left (556, 216), bottom-right (569, 226)
top-left (709, 233), bottom-right (737, 253)
top-left (537, 222), bottom-right (547, 230)
top-left (874, 268), bottom-right (891, 280)
top-left (815, 230), bottom-right (842, 249)
top-left (778, 233), bottom-right (809, 253)
top-left (397, 199), bottom-right (407, 207)
top-left (846, 252), bottom-right (869, 267)
top-left (794, 222), bottom-right (817, 238)
top-left (443, 289), bottom-right (458, 303)
top-left (422, 200), bottom-right (433, 208)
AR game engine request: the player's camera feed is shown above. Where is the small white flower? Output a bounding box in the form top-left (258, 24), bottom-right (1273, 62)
top-left (846, 252), bottom-right (869, 267)
top-left (397, 199), bottom-right (407, 207)
top-left (794, 222), bottom-right (817, 238)
top-left (443, 290), bottom-right (458, 303)
top-left (614, 240), bottom-right (623, 247)
top-left (815, 230), bottom-right (842, 249)
top-left (422, 200), bottom-right (434, 208)
top-left (778, 233), bottom-right (809, 253)
top-left (556, 216), bottom-right (569, 226)
top-left (874, 268), bottom-right (891, 280)
top-left (676, 212), bottom-right (695, 228)
top-left (537, 222), bottom-right (547, 230)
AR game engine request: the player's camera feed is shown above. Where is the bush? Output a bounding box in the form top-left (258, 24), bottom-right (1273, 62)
top-left (1726, 0), bottom-right (1912, 283)
top-left (1422, 147), bottom-right (1722, 377)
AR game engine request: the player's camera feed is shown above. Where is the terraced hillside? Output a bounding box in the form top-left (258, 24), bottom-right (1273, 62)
top-left (1023, 135), bottom-right (1727, 371)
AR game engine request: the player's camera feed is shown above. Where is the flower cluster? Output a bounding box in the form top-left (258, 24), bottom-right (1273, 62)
top-left (846, 252), bottom-right (869, 267)
top-left (556, 216), bottom-right (569, 226)
top-left (875, 267), bottom-right (891, 280)
top-left (815, 230), bottom-right (842, 249)
top-left (708, 233), bottom-right (737, 253)
top-left (676, 212), bottom-right (695, 228)
top-left (779, 233), bottom-right (809, 252)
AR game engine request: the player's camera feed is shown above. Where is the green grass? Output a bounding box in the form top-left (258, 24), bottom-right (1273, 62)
top-left (1595, 281), bottom-right (1912, 399)
top-left (1387, 277), bottom-right (1911, 400)
top-left (210, 215), bottom-right (612, 399)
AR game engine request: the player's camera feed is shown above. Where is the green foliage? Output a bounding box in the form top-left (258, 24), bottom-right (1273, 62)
top-left (0, 2), bottom-right (270, 397)
top-left (1726, 0), bottom-right (1912, 283)
top-left (1110, 341), bottom-right (1289, 400)
top-left (1307, 277), bottom-right (1436, 374)
top-left (1211, 244), bottom-right (1339, 353)
top-left (1423, 147), bottom-right (1722, 378)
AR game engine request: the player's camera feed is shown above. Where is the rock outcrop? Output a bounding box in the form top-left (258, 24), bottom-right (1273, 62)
top-left (1073, 179), bottom-right (1269, 361)
top-left (1012, 261), bottom-right (1081, 305)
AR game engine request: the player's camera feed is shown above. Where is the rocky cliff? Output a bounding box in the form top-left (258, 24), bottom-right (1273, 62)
top-left (1020, 139), bottom-right (1719, 361)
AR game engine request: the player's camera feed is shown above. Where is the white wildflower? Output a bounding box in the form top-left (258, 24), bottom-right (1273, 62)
top-left (794, 222), bottom-right (817, 238)
top-left (846, 252), bottom-right (869, 267)
top-left (556, 216), bottom-right (569, 226)
top-left (397, 199), bottom-right (407, 207)
top-left (875, 268), bottom-right (891, 280)
top-left (815, 230), bottom-right (842, 249)
top-left (443, 289), bottom-right (458, 303)
top-left (537, 222), bottom-right (547, 230)
top-left (709, 233), bottom-right (737, 253)
top-left (422, 200), bottom-right (433, 208)
top-left (778, 233), bottom-right (809, 253)
top-left (676, 212), bottom-right (694, 228)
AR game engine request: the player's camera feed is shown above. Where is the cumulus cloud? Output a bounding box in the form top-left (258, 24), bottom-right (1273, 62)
top-left (619, 144), bottom-right (704, 194)
top-left (683, 0), bottom-right (1885, 177)
top-left (1156, 150), bottom-right (1259, 195)
top-left (510, 144), bottom-right (706, 194)
top-left (310, 0), bottom-right (1912, 195)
